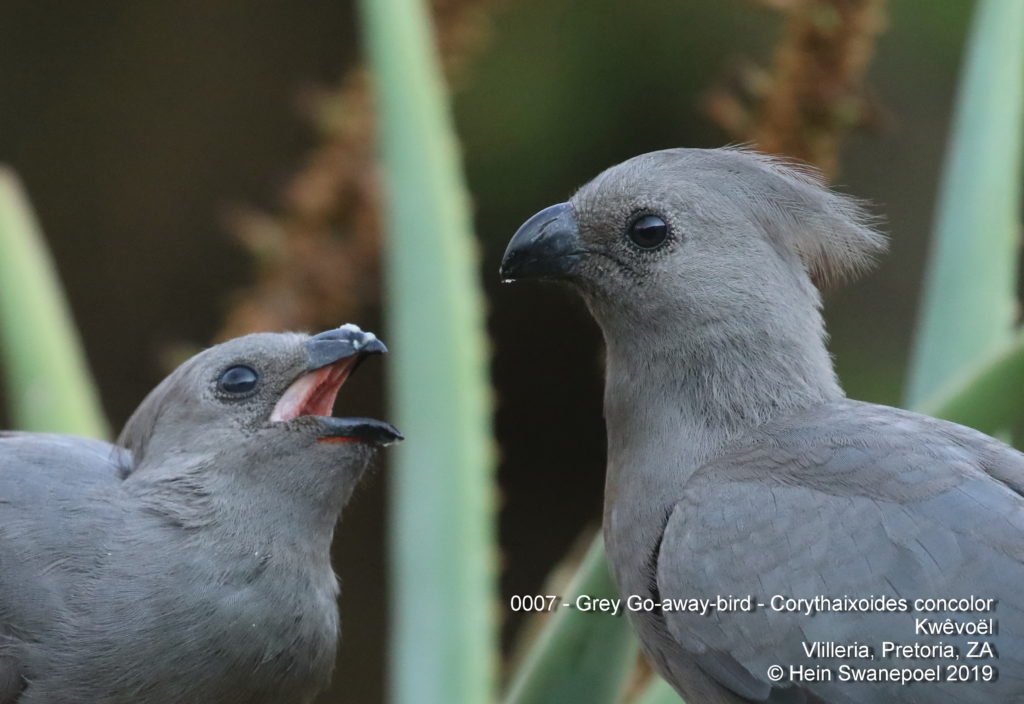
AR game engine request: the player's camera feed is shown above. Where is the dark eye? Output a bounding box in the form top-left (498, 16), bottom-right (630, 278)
top-left (218, 365), bottom-right (259, 395)
top-left (627, 215), bottom-right (669, 249)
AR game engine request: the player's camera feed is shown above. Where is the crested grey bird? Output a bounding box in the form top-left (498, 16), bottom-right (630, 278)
top-left (0, 324), bottom-right (401, 704)
top-left (500, 147), bottom-right (1024, 703)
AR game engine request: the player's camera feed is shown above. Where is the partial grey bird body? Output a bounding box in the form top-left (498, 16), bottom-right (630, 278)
top-left (501, 148), bottom-right (1024, 702)
top-left (0, 325), bottom-right (400, 703)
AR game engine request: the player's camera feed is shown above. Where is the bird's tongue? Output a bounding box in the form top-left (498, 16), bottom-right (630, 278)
top-left (270, 361), bottom-right (354, 422)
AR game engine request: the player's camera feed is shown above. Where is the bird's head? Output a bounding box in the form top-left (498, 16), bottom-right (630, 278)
top-left (119, 325), bottom-right (401, 511)
top-left (500, 148), bottom-right (886, 348)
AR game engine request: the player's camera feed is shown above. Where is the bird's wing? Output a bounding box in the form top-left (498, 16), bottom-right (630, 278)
top-left (0, 432), bottom-right (131, 698)
top-left (0, 431), bottom-right (131, 484)
top-left (657, 400), bottom-right (1024, 703)
top-left (0, 652), bottom-right (24, 704)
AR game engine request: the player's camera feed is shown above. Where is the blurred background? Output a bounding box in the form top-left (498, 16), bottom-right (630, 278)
top-left (0, 0), bottom-right (992, 701)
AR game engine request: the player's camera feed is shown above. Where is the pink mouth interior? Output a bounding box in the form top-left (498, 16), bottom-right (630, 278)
top-left (270, 359), bottom-right (356, 422)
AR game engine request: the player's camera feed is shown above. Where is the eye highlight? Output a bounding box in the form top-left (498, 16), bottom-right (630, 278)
top-left (627, 214), bottom-right (669, 250)
top-left (218, 365), bottom-right (259, 395)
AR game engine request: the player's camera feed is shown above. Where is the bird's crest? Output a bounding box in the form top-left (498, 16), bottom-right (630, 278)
top-left (721, 146), bottom-right (887, 286)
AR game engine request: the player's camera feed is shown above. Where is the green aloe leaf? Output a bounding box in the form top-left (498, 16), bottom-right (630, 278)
top-left (357, 1), bottom-right (497, 703)
top-left (0, 168), bottom-right (109, 438)
top-left (504, 537), bottom-right (638, 704)
top-left (904, 0), bottom-right (1024, 406)
top-left (920, 333), bottom-right (1024, 433)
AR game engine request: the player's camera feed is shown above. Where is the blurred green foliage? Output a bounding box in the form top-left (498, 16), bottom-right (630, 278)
top-left (0, 169), bottom-right (109, 439)
top-left (905, 0), bottom-right (1024, 408)
top-left (359, 0), bottom-right (497, 703)
top-left (504, 539), bottom-right (636, 704)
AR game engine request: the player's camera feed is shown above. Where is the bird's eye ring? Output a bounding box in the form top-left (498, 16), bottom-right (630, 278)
top-left (218, 365), bottom-right (259, 395)
top-left (627, 214), bottom-right (669, 250)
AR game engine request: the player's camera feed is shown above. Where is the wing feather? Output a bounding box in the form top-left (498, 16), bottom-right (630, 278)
top-left (0, 433), bottom-right (130, 700)
top-left (658, 400), bottom-right (1024, 703)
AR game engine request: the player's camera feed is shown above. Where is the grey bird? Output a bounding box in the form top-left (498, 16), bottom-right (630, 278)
top-left (500, 148), bottom-right (1024, 703)
top-left (0, 324), bottom-right (401, 703)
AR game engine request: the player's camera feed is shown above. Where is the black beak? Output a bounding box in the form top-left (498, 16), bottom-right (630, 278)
top-left (303, 325), bottom-right (402, 446)
top-left (500, 202), bottom-right (582, 281)
top-left (319, 417), bottom-right (404, 446)
top-left (306, 324), bottom-right (387, 372)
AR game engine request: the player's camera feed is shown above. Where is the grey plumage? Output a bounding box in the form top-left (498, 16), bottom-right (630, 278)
top-left (0, 325), bottom-right (400, 703)
top-left (501, 147), bottom-right (1024, 702)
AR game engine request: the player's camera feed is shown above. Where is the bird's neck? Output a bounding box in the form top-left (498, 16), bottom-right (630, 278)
top-left (599, 301), bottom-right (843, 586)
top-left (126, 458), bottom-right (343, 561)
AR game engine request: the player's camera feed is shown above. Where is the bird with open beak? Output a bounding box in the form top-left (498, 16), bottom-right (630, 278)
top-left (502, 147), bottom-right (1024, 703)
top-left (0, 324), bottom-right (400, 704)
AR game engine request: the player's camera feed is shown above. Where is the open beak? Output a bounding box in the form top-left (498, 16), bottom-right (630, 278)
top-left (270, 324), bottom-right (403, 446)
